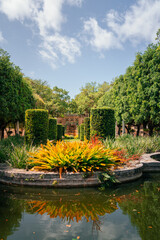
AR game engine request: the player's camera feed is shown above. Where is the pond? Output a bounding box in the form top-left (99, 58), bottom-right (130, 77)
top-left (151, 154), bottom-right (160, 161)
top-left (0, 173), bottom-right (160, 240)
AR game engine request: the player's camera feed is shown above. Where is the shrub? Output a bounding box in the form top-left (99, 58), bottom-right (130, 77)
top-left (84, 117), bottom-right (90, 140)
top-left (7, 144), bottom-right (37, 169)
top-left (48, 118), bottom-right (57, 140)
top-left (80, 124), bottom-right (85, 141)
top-left (62, 126), bottom-right (65, 136)
top-left (105, 134), bottom-right (160, 157)
top-left (28, 140), bottom-right (122, 178)
top-left (90, 108), bottom-right (115, 139)
top-left (25, 109), bottom-right (49, 145)
top-left (78, 125), bottom-right (80, 139)
top-left (57, 124), bottom-right (63, 140)
top-left (0, 135), bottom-right (24, 163)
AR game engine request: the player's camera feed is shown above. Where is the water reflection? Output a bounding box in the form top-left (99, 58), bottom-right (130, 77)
top-left (0, 174), bottom-right (160, 240)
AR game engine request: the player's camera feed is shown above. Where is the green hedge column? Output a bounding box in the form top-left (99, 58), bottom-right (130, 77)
top-left (57, 124), bottom-right (63, 140)
top-left (25, 109), bottom-right (49, 145)
top-left (90, 108), bottom-right (115, 139)
top-left (78, 125), bottom-right (80, 139)
top-left (80, 124), bottom-right (85, 141)
top-left (48, 118), bottom-right (57, 140)
top-left (84, 117), bottom-right (90, 140)
top-left (62, 126), bottom-right (65, 136)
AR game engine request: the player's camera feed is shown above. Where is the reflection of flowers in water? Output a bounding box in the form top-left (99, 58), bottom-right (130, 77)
top-left (28, 196), bottom-right (118, 223)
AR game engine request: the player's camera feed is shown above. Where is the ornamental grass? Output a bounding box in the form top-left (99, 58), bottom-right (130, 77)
top-left (28, 139), bottom-right (125, 178)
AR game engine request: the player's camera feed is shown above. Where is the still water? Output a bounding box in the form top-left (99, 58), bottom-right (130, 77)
top-left (0, 173), bottom-right (160, 240)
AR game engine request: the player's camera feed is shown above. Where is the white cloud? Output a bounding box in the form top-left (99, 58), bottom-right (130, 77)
top-left (36, 0), bottom-right (65, 35)
top-left (83, 18), bottom-right (121, 51)
top-left (66, 0), bottom-right (83, 7)
top-left (0, 31), bottom-right (4, 42)
top-left (83, 0), bottom-right (160, 52)
top-left (107, 0), bottom-right (160, 43)
top-left (40, 33), bottom-right (81, 69)
top-left (0, 0), bottom-right (39, 21)
top-left (0, 0), bottom-right (82, 68)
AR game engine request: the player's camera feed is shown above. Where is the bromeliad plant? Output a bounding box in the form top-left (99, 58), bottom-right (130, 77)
top-left (28, 140), bottom-right (125, 178)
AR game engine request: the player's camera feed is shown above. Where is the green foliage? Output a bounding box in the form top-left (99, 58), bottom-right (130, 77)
top-left (74, 82), bottom-right (110, 114)
top-left (84, 117), bottom-right (90, 140)
top-left (57, 124), bottom-right (63, 141)
top-left (48, 118), bottom-right (57, 140)
top-left (62, 126), bottom-right (65, 136)
top-left (78, 125), bottom-right (80, 139)
top-left (25, 109), bottom-right (49, 145)
top-left (98, 39), bottom-right (160, 135)
top-left (80, 124), bottom-right (84, 141)
top-left (0, 49), bottom-right (35, 138)
top-left (46, 86), bottom-right (70, 117)
top-left (104, 134), bottom-right (160, 157)
top-left (0, 136), bottom-right (24, 163)
top-left (90, 108), bottom-right (115, 139)
top-left (7, 144), bottom-right (37, 169)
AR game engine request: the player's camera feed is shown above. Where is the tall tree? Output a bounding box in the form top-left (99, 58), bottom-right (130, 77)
top-left (0, 49), bottom-right (35, 139)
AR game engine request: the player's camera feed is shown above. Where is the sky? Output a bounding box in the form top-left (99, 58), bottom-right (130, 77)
top-left (0, 0), bottom-right (160, 98)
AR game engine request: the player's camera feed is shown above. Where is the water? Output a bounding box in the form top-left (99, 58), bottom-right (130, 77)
top-left (151, 154), bottom-right (160, 161)
top-left (0, 173), bottom-right (160, 240)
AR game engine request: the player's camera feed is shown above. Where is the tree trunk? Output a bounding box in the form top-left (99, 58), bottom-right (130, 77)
top-left (117, 124), bottom-right (121, 135)
top-left (148, 123), bottom-right (154, 136)
top-left (16, 121), bottom-right (19, 135)
top-left (136, 125), bottom-right (140, 136)
top-left (125, 125), bottom-right (131, 134)
top-left (0, 126), bottom-right (5, 140)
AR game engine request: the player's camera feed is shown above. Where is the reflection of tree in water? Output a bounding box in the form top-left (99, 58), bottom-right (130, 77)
top-left (118, 179), bottom-right (160, 240)
top-left (0, 190), bottom-right (24, 240)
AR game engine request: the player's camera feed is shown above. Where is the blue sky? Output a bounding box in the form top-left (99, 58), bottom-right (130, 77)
top-left (0, 0), bottom-right (160, 98)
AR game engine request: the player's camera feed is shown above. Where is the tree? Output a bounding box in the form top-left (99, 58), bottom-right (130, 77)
top-left (46, 86), bottom-right (70, 117)
top-left (74, 82), bottom-right (110, 115)
top-left (0, 49), bottom-right (35, 139)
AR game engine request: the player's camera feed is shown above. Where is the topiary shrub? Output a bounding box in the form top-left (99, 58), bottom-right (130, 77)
top-left (78, 125), bottom-right (80, 139)
top-left (62, 126), bottom-right (65, 136)
top-left (25, 109), bottom-right (49, 145)
top-left (90, 108), bottom-right (115, 139)
top-left (57, 124), bottom-right (63, 141)
top-left (48, 118), bottom-right (57, 140)
top-left (84, 117), bottom-right (90, 140)
top-left (80, 124), bottom-right (85, 141)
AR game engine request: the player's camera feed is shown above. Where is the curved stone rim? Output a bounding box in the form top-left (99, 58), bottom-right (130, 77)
top-left (0, 162), bottom-right (144, 187)
top-left (140, 152), bottom-right (160, 172)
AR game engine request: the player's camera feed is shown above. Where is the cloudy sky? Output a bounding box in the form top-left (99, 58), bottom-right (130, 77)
top-left (0, 0), bottom-right (160, 98)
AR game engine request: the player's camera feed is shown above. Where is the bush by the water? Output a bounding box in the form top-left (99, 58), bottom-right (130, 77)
top-left (90, 108), bottom-right (115, 139)
top-left (25, 109), bottom-right (49, 145)
top-left (0, 135), bottom-right (24, 163)
top-left (28, 140), bottom-right (123, 178)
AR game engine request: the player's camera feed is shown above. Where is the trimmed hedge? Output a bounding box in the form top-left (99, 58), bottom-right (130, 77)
top-left (80, 124), bottom-right (85, 141)
top-left (62, 126), bottom-right (65, 136)
top-left (84, 117), bottom-right (90, 140)
top-left (90, 108), bottom-right (115, 139)
top-left (57, 124), bottom-right (63, 140)
top-left (48, 118), bottom-right (57, 140)
top-left (25, 109), bottom-right (49, 145)
top-left (78, 125), bottom-right (80, 139)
